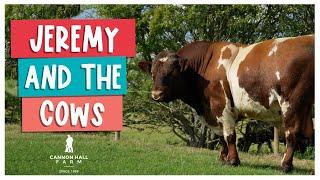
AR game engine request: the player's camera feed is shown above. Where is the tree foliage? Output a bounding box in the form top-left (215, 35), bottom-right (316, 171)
top-left (5, 5), bottom-right (81, 79)
top-left (96, 5), bottom-right (314, 61)
top-left (5, 5), bottom-right (81, 123)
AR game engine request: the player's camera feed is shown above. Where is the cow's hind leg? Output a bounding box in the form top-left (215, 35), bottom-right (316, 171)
top-left (267, 140), bottom-right (273, 153)
top-left (280, 50), bottom-right (314, 172)
top-left (281, 97), bottom-right (313, 172)
top-left (281, 123), bottom-right (298, 172)
top-left (244, 141), bottom-right (251, 152)
top-left (281, 104), bottom-right (313, 172)
top-left (257, 143), bottom-right (262, 153)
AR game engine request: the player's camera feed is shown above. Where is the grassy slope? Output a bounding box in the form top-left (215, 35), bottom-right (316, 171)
top-left (5, 124), bottom-right (314, 175)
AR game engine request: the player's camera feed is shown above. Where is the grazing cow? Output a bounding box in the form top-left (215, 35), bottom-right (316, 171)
top-left (238, 120), bottom-right (313, 154)
top-left (138, 35), bottom-right (314, 172)
top-left (237, 121), bottom-right (274, 153)
top-left (237, 120), bottom-right (281, 153)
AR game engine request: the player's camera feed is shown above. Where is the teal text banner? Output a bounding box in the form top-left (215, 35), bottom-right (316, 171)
top-left (18, 57), bottom-right (127, 97)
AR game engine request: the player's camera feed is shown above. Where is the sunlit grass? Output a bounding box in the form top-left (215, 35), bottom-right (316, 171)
top-left (5, 124), bottom-right (314, 175)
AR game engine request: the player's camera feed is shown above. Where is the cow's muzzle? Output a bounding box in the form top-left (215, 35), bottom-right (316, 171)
top-left (151, 90), bottom-right (164, 101)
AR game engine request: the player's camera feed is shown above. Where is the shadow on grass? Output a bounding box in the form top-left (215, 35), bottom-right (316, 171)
top-left (240, 161), bottom-right (314, 175)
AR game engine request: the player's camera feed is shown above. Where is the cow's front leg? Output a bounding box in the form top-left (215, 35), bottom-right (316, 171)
top-left (219, 136), bottom-right (228, 162)
top-left (210, 80), bottom-right (240, 166)
top-left (225, 130), bottom-right (240, 166)
top-left (222, 119), bottom-right (240, 166)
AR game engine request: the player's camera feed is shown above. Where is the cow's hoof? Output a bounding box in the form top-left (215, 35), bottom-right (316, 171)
top-left (281, 162), bottom-right (293, 173)
top-left (227, 158), bottom-right (240, 166)
top-left (229, 158), bottom-right (240, 166)
top-left (219, 154), bottom-right (228, 163)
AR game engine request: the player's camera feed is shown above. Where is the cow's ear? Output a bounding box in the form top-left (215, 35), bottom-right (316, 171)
top-left (138, 61), bottom-right (152, 74)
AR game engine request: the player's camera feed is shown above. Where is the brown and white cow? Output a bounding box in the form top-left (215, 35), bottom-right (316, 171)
top-left (138, 34), bottom-right (314, 172)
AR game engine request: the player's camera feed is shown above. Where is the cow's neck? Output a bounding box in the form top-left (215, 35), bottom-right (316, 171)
top-left (175, 57), bottom-right (211, 115)
top-left (180, 52), bottom-right (211, 76)
top-left (175, 42), bottom-right (242, 115)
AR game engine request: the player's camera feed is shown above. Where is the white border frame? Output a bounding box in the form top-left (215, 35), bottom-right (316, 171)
top-left (0, 0), bottom-right (318, 179)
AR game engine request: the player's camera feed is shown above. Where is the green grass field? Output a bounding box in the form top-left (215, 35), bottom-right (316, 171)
top-left (5, 124), bottom-right (314, 175)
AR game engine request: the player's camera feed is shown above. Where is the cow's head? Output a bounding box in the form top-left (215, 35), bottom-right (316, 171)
top-left (138, 51), bottom-right (185, 102)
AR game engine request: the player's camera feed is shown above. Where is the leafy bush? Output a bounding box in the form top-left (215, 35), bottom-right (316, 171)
top-left (295, 147), bottom-right (315, 160)
top-left (5, 79), bottom-right (20, 123)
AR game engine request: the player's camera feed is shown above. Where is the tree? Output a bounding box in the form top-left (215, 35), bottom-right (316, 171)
top-left (5, 5), bottom-right (81, 123)
top-left (96, 5), bottom-right (314, 59)
top-left (5, 5), bottom-right (81, 79)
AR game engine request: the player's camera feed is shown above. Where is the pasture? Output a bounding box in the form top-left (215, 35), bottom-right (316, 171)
top-left (5, 124), bottom-right (314, 175)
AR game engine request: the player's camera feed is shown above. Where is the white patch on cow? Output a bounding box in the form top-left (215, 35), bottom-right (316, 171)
top-left (217, 44), bottom-right (239, 70)
top-left (159, 57), bottom-right (168, 62)
top-left (268, 89), bottom-right (290, 117)
top-left (285, 130), bottom-right (291, 138)
top-left (281, 101), bottom-right (290, 116)
top-left (268, 43), bottom-right (278, 56)
top-left (246, 67), bottom-right (249, 72)
top-left (268, 37), bottom-right (295, 57)
top-left (268, 89), bottom-right (278, 106)
top-left (281, 153), bottom-right (287, 165)
top-left (227, 44), bottom-right (268, 115)
top-left (216, 80), bottom-right (238, 139)
top-left (275, 71), bottom-right (281, 80)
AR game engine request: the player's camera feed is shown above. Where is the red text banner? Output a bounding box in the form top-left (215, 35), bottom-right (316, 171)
top-left (22, 96), bottom-right (123, 132)
top-left (11, 19), bottom-right (136, 58)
